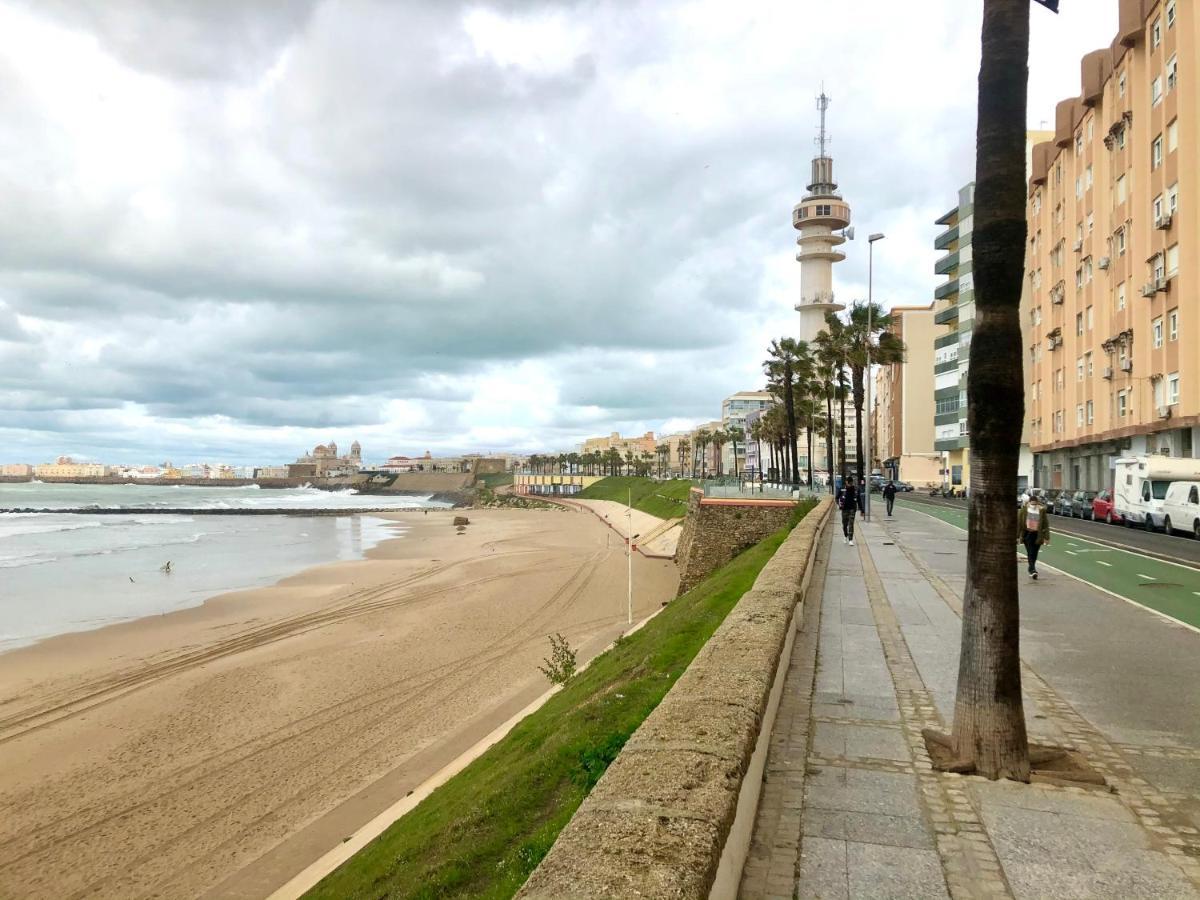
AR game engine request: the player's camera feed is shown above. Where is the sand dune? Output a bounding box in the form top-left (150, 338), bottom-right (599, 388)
top-left (0, 507), bottom-right (678, 899)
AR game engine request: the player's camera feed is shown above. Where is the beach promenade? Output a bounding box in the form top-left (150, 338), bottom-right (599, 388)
top-left (742, 505), bottom-right (1200, 899)
top-left (0, 507), bottom-right (678, 899)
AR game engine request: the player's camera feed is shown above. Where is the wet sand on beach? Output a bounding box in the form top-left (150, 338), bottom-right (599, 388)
top-left (0, 507), bottom-right (678, 899)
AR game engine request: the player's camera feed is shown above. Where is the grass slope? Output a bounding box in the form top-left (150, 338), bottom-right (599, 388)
top-left (577, 476), bottom-right (693, 520)
top-left (306, 498), bottom-right (817, 900)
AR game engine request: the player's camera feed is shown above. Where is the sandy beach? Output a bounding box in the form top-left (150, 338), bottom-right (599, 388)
top-left (0, 507), bottom-right (678, 899)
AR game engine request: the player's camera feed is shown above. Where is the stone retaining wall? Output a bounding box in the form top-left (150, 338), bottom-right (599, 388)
top-left (674, 489), bottom-right (798, 595)
top-left (517, 497), bottom-right (833, 900)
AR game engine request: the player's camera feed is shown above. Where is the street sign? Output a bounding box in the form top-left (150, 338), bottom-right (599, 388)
top-left (1032, 0), bottom-right (1059, 11)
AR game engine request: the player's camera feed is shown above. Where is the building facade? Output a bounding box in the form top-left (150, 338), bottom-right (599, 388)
top-left (720, 390), bottom-right (773, 474)
top-left (289, 440), bottom-right (363, 478)
top-left (579, 431), bottom-right (656, 458)
top-left (34, 457), bottom-right (109, 478)
top-left (1, 463), bottom-right (33, 477)
top-left (873, 304), bottom-right (942, 485)
top-left (1026, 0), bottom-right (1199, 491)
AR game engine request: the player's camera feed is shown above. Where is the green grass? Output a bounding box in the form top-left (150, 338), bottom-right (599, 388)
top-left (305, 498), bottom-right (817, 900)
top-left (476, 472), bottom-right (514, 488)
top-left (577, 476), bottom-right (693, 520)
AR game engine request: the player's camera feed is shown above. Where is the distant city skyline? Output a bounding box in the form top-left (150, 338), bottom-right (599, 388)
top-left (0, 2), bottom-right (1117, 463)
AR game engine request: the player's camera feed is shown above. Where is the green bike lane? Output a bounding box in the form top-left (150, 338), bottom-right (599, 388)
top-left (896, 497), bottom-right (1200, 632)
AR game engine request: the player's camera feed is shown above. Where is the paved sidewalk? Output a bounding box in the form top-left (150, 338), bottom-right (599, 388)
top-left (740, 508), bottom-right (1200, 899)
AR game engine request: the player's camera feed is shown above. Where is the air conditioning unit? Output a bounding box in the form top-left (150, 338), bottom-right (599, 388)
top-left (1155, 214), bottom-right (1173, 230)
top-left (1103, 366), bottom-right (1114, 380)
top-left (1120, 359), bottom-right (1133, 372)
top-left (1052, 292), bottom-right (1064, 305)
top-left (1073, 239), bottom-right (1083, 251)
top-left (1141, 282), bottom-right (1158, 297)
top-left (1155, 277), bottom-right (1169, 292)
top-left (1157, 405), bottom-right (1172, 419)
top-left (1098, 256), bottom-right (1111, 269)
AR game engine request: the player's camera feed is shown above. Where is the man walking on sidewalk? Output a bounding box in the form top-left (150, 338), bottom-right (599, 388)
top-left (1017, 493), bottom-right (1050, 579)
top-left (838, 475), bottom-right (859, 546)
top-left (883, 479), bottom-right (897, 517)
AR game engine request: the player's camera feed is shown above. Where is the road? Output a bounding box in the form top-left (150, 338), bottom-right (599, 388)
top-left (900, 493), bottom-right (1200, 567)
top-left (895, 495), bottom-right (1200, 632)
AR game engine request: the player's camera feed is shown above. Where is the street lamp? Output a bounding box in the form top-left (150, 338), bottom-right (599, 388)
top-left (865, 232), bottom-right (885, 521)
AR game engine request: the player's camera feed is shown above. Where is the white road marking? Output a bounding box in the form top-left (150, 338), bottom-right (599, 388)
top-left (1138, 573), bottom-right (1156, 580)
top-left (1097, 561), bottom-right (1112, 567)
top-left (1066, 550), bottom-right (1078, 556)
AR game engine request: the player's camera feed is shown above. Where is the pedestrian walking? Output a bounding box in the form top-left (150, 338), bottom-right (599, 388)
top-left (883, 480), bottom-right (897, 517)
top-left (1016, 493), bottom-right (1050, 579)
top-left (838, 475), bottom-right (859, 546)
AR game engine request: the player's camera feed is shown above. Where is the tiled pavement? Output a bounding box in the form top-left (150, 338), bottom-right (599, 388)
top-left (740, 507), bottom-right (1200, 900)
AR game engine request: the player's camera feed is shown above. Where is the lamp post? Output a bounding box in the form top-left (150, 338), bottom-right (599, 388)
top-left (865, 232), bottom-right (885, 520)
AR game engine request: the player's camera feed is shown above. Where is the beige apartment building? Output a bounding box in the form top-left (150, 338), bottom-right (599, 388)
top-left (873, 304), bottom-right (942, 486)
top-left (1025, 0), bottom-right (1198, 491)
top-left (0, 463), bottom-right (33, 477)
top-left (34, 458), bottom-right (109, 478)
top-left (580, 431), bottom-right (656, 458)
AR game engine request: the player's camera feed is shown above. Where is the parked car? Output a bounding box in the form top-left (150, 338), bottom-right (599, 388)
top-left (1092, 490), bottom-right (1123, 525)
top-left (893, 480), bottom-right (914, 492)
top-left (1161, 481), bottom-right (1200, 539)
top-left (1051, 492), bottom-right (1075, 516)
top-left (1070, 490), bottom-right (1098, 519)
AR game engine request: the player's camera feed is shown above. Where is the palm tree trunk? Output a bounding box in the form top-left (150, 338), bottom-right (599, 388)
top-left (853, 364), bottom-right (866, 488)
top-left (945, 0), bottom-right (1031, 782)
top-left (838, 392), bottom-right (848, 483)
top-left (825, 394), bottom-right (834, 494)
top-left (806, 425), bottom-right (814, 489)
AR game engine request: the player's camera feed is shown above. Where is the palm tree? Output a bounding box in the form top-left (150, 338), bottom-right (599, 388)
top-left (929, 0), bottom-right (1032, 783)
top-left (695, 428), bottom-right (711, 478)
top-left (764, 338), bottom-right (810, 487)
top-left (677, 437), bottom-right (690, 477)
top-left (710, 429), bottom-right (727, 477)
top-left (846, 300), bottom-right (906, 487)
top-left (726, 425), bottom-right (745, 479)
top-left (747, 418), bottom-right (763, 481)
top-left (811, 323), bottom-right (845, 492)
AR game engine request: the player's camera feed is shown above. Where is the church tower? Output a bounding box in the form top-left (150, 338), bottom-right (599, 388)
top-left (793, 90), bottom-right (851, 344)
top-left (350, 441), bottom-right (362, 464)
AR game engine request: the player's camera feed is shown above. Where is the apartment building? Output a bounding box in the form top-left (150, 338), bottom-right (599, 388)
top-left (1026, 0), bottom-right (1198, 491)
top-left (932, 184), bottom-right (975, 488)
top-left (873, 304), bottom-right (942, 486)
top-left (720, 390), bottom-right (773, 473)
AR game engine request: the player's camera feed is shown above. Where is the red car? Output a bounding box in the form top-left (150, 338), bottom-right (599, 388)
top-left (1092, 489), bottom-right (1123, 525)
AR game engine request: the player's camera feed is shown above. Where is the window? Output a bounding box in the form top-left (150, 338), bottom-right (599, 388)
top-left (1153, 317), bottom-right (1164, 348)
top-left (1119, 71), bottom-right (1127, 97)
top-left (1075, 176), bottom-right (1083, 198)
top-left (1152, 135), bottom-right (1163, 168)
top-left (1118, 391), bottom-right (1128, 418)
top-left (1087, 352), bottom-right (1094, 376)
top-left (1086, 165), bottom-right (1093, 189)
top-left (1076, 223), bottom-right (1083, 244)
top-left (1077, 357), bottom-right (1084, 381)
top-left (1116, 175), bottom-right (1127, 205)
top-left (1166, 244), bottom-right (1179, 276)
top-left (1117, 126), bottom-right (1126, 149)
top-left (1152, 16), bottom-right (1162, 48)
top-left (1167, 0), bottom-right (1176, 28)
top-left (1152, 76), bottom-right (1163, 105)
top-left (1116, 227), bottom-right (1126, 256)
top-left (1117, 281), bottom-right (1126, 310)
top-left (1168, 373), bottom-right (1180, 405)
top-left (1168, 119), bottom-right (1179, 152)
top-left (1086, 212), bottom-right (1094, 234)
top-left (1086, 400), bottom-right (1094, 424)
top-left (1076, 405), bottom-right (1084, 427)
top-left (1154, 253), bottom-right (1166, 282)
top-left (1085, 257), bottom-right (1093, 283)
top-left (1075, 132), bottom-right (1083, 154)
top-left (1168, 309), bottom-right (1178, 341)
top-left (1076, 267), bottom-right (1084, 288)
top-left (1167, 182), bottom-right (1178, 214)
top-left (1087, 119), bottom-right (1094, 142)
top-left (1154, 194), bottom-right (1164, 222)
top-left (1087, 305), bottom-right (1093, 331)
top-left (1167, 55), bottom-right (1178, 92)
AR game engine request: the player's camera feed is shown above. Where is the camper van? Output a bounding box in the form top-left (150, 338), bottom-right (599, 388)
top-left (1161, 481), bottom-right (1200, 539)
top-left (1112, 457), bottom-right (1200, 531)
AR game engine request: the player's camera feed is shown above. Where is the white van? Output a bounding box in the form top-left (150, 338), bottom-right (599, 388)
top-left (1161, 481), bottom-right (1200, 539)
top-left (1112, 457), bottom-right (1200, 531)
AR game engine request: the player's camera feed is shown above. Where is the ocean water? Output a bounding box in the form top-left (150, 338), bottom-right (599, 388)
top-left (0, 484), bottom-right (449, 652)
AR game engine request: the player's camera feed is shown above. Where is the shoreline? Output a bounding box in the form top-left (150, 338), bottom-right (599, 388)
top-left (0, 506), bottom-right (679, 899)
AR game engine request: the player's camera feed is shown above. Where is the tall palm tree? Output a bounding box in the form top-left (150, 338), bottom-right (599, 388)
top-left (747, 418), bottom-right (763, 481)
top-left (811, 322), bottom-right (845, 492)
top-left (934, 0), bottom-right (1032, 783)
top-left (764, 338), bottom-right (809, 487)
top-left (710, 429), bottom-right (727, 477)
top-left (677, 437), bottom-right (690, 477)
top-left (694, 428), bottom-right (711, 478)
top-left (727, 425), bottom-right (745, 479)
top-left (846, 300), bottom-right (906, 487)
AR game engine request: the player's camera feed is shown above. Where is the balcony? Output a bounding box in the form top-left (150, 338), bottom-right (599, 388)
top-left (935, 411), bottom-right (961, 427)
top-left (935, 225), bottom-right (959, 251)
top-left (935, 250), bottom-right (960, 276)
top-left (934, 305), bottom-right (960, 326)
top-left (934, 360), bottom-right (959, 375)
top-left (934, 332), bottom-right (959, 350)
top-left (934, 278), bottom-right (959, 301)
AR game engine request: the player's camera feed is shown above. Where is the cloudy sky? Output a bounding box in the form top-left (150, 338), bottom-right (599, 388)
top-left (1, 0), bottom-right (1117, 466)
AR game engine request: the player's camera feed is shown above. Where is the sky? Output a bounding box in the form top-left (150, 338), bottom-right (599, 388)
top-left (0, 0), bottom-right (1119, 466)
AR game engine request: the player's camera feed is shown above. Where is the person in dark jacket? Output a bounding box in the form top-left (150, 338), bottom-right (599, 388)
top-left (882, 480), bottom-right (897, 517)
top-left (1016, 494), bottom-right (1051, 579)
top-left (839, 476), bottom-right (859, 545)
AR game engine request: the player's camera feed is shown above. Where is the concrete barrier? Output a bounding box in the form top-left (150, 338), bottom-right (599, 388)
top-left (517, 498), bottom-right (833, 900)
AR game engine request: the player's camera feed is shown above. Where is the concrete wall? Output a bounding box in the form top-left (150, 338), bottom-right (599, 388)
top-left (674, 489), bottom-right (797, 595)
top-left (517, 498), bottom-right (833, 900)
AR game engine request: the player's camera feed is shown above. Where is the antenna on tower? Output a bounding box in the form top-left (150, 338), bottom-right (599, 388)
top-left (816, 87), bottom-right (831, 158)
